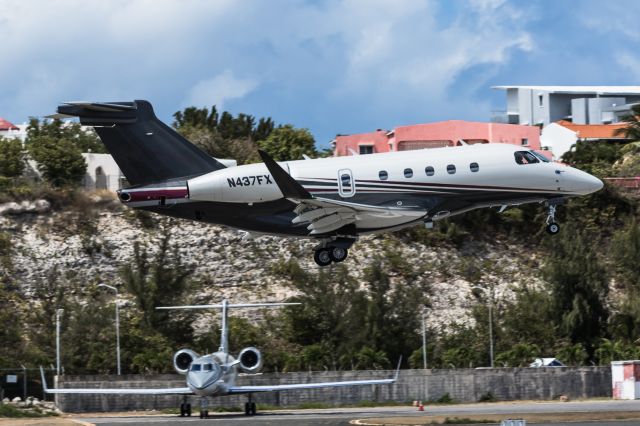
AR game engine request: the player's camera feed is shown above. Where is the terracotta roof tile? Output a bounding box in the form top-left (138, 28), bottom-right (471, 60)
top-left (0, 118), bottom-right (19, 131)
top-left (556, 120), bottom-right (628, 139)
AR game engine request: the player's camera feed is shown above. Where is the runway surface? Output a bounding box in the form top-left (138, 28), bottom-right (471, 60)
top-left (74, 399), bottom-right (640, 425)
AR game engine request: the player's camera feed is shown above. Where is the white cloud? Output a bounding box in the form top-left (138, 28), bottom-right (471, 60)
top-left (182, 70), bottom-right (258, 109)
top-left (617, 51), bottom-right (640, 81)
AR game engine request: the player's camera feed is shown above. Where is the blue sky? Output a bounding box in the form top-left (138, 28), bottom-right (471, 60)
top-left (1, 0), bottom-right (639, 148)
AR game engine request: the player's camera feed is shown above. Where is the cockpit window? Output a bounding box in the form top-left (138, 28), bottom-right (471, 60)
top-left (514, 151), bottom-right (540, 165)
top-left (531, 151), bottom-right (550, 163)
top-left (191, 364), bottom-right (201, 371)
top-left (203, 363), bottom-right (213, 372)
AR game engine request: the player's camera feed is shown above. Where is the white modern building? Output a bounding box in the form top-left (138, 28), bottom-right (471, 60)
top-left (81, 153), bottom-right (125, 192)
top-left (492, 86), bottom-right (640, 126)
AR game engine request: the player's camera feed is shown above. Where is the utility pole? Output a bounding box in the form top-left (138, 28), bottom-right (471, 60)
top-left (55, 309), bottom-right (64, 375)
top-left (488, 284), bottom-right (494, 368)
top-left (98, 284), bottom-right (121, 375)
top-left (421, 309), bottom-right (427, 369)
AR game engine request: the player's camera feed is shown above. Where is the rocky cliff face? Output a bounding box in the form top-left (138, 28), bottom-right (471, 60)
top-left (0, 196), bottom-right (545, 329)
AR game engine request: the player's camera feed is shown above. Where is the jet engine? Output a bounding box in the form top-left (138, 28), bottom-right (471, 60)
top-left (173, 349), bottom-right (199, 375)
top-left (238, 347), bottom-right (263, 373)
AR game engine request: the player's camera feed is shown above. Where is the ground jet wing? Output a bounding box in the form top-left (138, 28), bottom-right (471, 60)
top-left (40, 367), bottom-right (192, 395)
top-left (227, 357), bottom-right (401, 394)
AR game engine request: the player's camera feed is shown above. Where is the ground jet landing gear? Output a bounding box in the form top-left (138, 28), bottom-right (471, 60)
top-left (546, 203), bottom-right (560, 235)
top-left (244, 394), bottom-right (257, 416)
top-left (179, 396), bottom-right (191, 417)
top-left (198, 397), bottom-right (209, 419)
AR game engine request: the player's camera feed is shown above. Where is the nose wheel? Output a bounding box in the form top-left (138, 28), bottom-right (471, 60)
top-left (545, 203), bottom-right (560, 235)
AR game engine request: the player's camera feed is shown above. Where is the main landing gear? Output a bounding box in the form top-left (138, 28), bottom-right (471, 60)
top-left (179, 396), bottom-right (192, 417)
top-left (244, 394), bottom-right (257, 416)
top-left (313, 237), bottom-right (355, 267)
top-left (545, 201), bottom-right (561, 235)
top-left (314, 246), bottom-right (348, 266)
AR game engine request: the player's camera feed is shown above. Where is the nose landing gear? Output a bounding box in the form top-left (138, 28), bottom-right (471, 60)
top-left (545, 202), bottom-right (561, 235)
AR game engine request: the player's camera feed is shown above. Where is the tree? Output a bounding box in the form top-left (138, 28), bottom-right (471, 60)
top-left (258, 124), bottom-right (317, 161)
top-left (120, 227), bottom-right (195, 345)
top-left (614, 104), bottom-right (640, 141)
top-left (0, 137), bottom-right (25, 177)
top-left (27, 136), bottom-right (87, 186)
top-left (543, 225), bottom-right (609, 357)
top-left (26, 117), bottom-right (104, 153)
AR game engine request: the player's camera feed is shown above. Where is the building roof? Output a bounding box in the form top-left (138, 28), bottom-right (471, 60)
top-left (556, 120), bottom-right (628, 139)
top-left (0, 118), bottom-right (19, 131)
top-left (492, 85), bottom-right (640, 95)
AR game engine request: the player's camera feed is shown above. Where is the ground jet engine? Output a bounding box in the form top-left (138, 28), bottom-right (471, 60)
top-left (238, 347), bottom-right (263, 373)
top-left (174, 349), bottom-right (199, 374)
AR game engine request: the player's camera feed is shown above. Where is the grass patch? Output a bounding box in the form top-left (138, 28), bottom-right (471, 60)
top-left (0, 403), bottom-right (58, 418)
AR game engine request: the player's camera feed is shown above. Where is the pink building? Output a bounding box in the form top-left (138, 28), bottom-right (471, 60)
top-left (333, 120), bottom-right (541, 156)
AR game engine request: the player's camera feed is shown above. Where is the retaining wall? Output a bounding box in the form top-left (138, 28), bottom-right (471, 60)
top-left (55, 367), bottom-right (612, 413)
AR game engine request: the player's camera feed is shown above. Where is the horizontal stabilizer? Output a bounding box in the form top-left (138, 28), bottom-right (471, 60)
top-left (157, 302), bottom-right (300, 310)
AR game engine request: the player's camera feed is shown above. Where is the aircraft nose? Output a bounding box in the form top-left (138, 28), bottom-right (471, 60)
top-left (567, 169), bottom-right (604, 195)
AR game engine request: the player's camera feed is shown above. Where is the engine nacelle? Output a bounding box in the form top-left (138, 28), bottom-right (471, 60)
top-left (238, 347), bottom-right (263, 373)
top-left (173, 349), bottom-right (199, 375)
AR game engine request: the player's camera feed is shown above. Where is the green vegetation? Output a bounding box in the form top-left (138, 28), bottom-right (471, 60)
top-left (0, 403), bottom-right (58, 417)
top-left (4, 111), bottom-right (640, 375)
top-left (173, 105), bottom-right (316, 163)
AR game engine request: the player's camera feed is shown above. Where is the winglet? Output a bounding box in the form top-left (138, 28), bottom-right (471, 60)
top-left (40, 366), bottom-right (49, 393)
top-left (258, 150), bottom-right (312, 200)
top-left (393, 356), bottom-right (402, 382)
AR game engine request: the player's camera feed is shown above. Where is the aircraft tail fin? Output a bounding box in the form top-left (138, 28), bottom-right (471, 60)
top-left (56, 100), bottom-right (226, 186)
top-left (157, 299), bottom-right (300, 354)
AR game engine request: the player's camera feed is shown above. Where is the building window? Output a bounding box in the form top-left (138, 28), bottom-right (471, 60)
top-left (470, 162), bottom-right (479, 172)
top-left (538, 95), bottom-right (543, 107)
top-left (447, 164), bottom-right (456, 174)
top-left (404, 168), bottom-right (413, 178)
top-left (379, 170), bottom-right (388, 180)
top-left (425, 166), bottom-right (434, 176)
top-left (359, 145), bottom-right (374, 155)
top-left (521, 138), bottom-right (529, 146)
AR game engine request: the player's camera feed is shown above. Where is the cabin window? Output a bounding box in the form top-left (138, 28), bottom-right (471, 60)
top-left (191, 364), bottom-right (201, 371)
top-left (447, 164), bottom-right (456, 174)
top-left (379, 170), bottom-right (388, 180)
top-left (425, 166), bottom-right (434, 176)
top-left (470, 162), bottom-right (479, 172)
top-left (404, 168), bottom-right (413, 178)
top-left (341, 173), bottom-right (351, 186)
top-left (514, 151), bottom-right (540, 165)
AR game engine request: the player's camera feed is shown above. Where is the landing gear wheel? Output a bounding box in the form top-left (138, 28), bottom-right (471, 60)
top-left (244, 402), bottom-right (250, 416)
top-left (313, 248), bottom-right (332, 266)
top-left (546, 222), bottom-right (560, 235)
top-left (180, 404), bottom-right (185, 417)
top-left (250, 402), bottom-right (257, 416)
top-left (186, 404), bottom-right (191, 417)
top-left (329, 247), bottom-right (348, 263)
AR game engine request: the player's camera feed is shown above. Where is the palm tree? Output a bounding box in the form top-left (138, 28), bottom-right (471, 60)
top-left (614, 104), bottom-right (640, 141)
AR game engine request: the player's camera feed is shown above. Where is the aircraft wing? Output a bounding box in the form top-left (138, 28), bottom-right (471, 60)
top-left (258, 151), bottom-right (425, 235)
top-left (39, 367), bottom-right (192, 395)
top-left (227, 358), bottom-right (401, 394)
top-left (227, 377), bottom-right (396, 394)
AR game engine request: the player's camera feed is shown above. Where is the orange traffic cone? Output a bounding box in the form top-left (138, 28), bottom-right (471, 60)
top-left (418, 401), bottom-right (424, 411)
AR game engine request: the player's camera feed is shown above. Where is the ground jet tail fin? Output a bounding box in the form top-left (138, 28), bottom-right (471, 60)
top-left (57, 100), bottom-right (226, 186)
